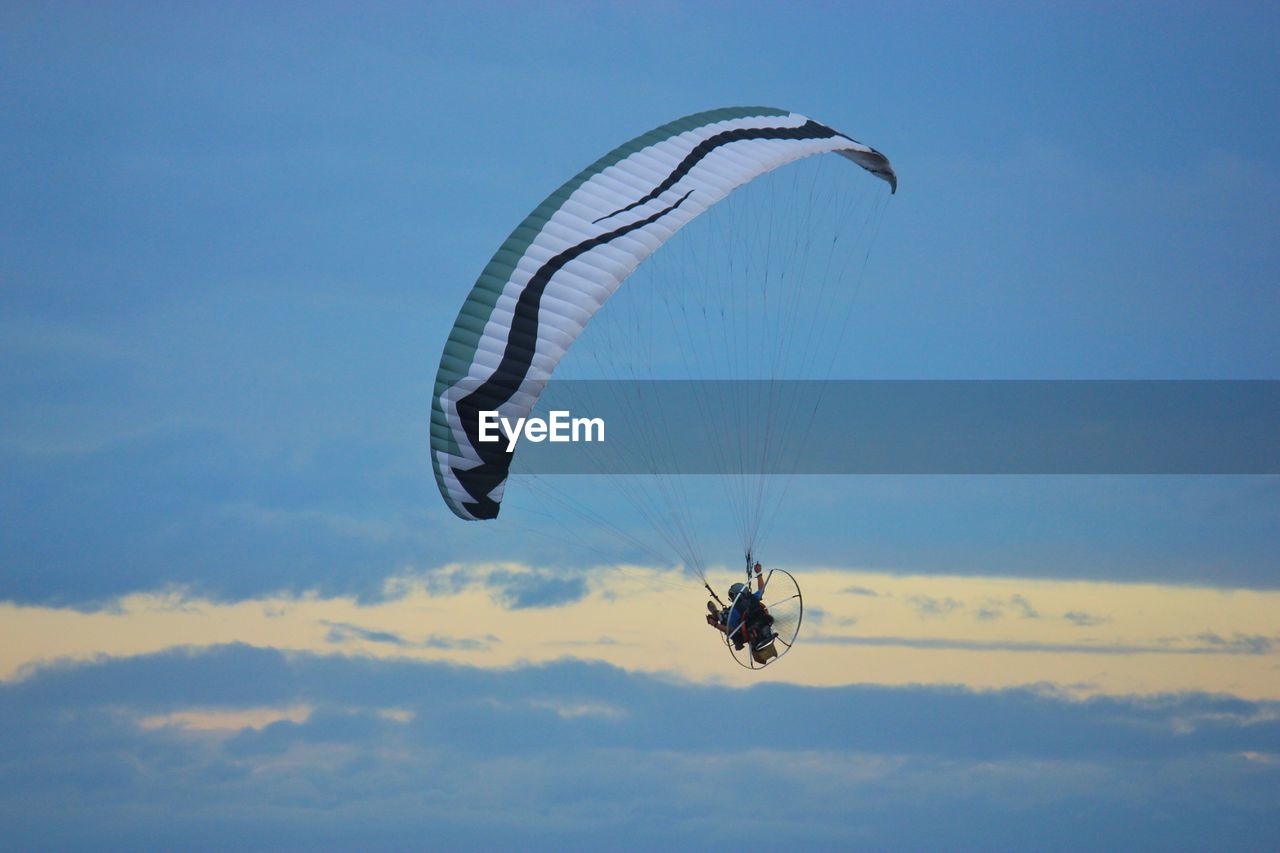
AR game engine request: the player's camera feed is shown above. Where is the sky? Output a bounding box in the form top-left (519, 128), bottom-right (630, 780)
top-left (2, 1), bottom-right (1279, 849)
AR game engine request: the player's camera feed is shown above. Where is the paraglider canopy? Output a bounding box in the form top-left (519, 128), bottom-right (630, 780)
top-left (430, 106), bottom-right (896, 522)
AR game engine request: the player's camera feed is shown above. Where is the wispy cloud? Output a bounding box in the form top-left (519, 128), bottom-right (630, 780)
top-left (546, 636), bottom-right (621, 647)
top-left (484, 569), bottom-right (588, 610)
top-left (907, 594), bottom-right (962, 617)
top-left (808, 634), bottom-right (1279, 656)
top-left (1064, 611), bottom-right (1110, 627)
top-left (976, 594), bottom-right (1041, 621)
top-left (1009, 594), bottom-right (1039, 619)
top-left (1193, 632), bottom-right (1274, 655)
top-left (321, 620), bottom-right (495, 651)
top-left (383, 564), bottom-right (592, 610)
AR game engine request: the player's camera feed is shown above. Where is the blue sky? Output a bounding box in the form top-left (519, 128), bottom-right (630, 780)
top-left (3, 1), bottom-right (1279, 849)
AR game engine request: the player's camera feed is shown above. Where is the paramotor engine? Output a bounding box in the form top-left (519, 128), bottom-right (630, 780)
top-left (724, 566), bottom-right (804, 669)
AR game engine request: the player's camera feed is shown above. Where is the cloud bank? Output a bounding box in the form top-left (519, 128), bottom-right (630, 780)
top-left (3, 646), bottom-right (1278, 850)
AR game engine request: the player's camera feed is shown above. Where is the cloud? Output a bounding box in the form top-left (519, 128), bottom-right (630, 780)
top-left (547, 636), bottom-right (620, 647)
top-left (975, 594), bottom-right (1041, 621)
top-left (320, 620), bottom-right (496, 651)
top-left (3, 646), bottom-right (1280, 850)
top-left (382, 564), bottom-right (593, 612)
top-left (9, 644), bottom-right (1280, 760)
top-left (1009, 594), bottom-right (1040, 619)
top-left (907, 594), bottom-right (962, 617)
top-left (843, 585), bottom-right (880, 597)
top-left (223, 706), bottom-right (403, 757)
top-left (901, 593), bottom-right (1043, 622)
top-left (1194, 633), bottom-right (1275, 655)
top-left (1064, 610), bottom-right (1111, 627)
top-left (806, 606), bottom-right (855, 628)
top-left (323, 620), bottom-right (412, 647)
top-left (806, 634), bottom-right (1279, 656)
top-left (483, 569), bottom-right (589, 610)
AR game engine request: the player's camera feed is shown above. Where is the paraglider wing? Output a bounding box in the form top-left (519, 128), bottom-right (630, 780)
top-left (431, 106), bottom-right (896, 520)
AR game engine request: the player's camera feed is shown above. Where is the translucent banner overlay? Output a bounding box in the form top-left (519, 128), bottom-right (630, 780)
top-left (508, 381), bottom-right (1280, 474)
